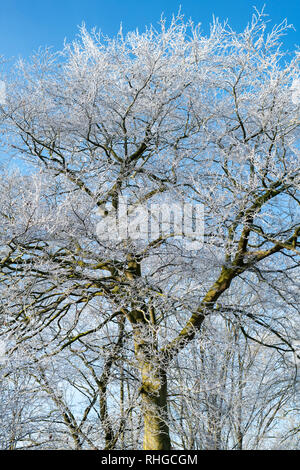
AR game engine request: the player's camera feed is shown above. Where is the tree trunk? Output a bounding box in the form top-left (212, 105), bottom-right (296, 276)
top-left (140, 364), bottom-right (171, 450)
top-left (124, 256), bottom-right (171, 450)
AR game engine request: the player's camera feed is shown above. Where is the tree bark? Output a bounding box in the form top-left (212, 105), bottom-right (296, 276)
top-left (140, 364), bottom-right (171, 450)
top-left (125, 255), bottom-right (171, 450)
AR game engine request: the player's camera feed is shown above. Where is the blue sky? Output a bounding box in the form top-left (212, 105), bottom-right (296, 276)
top-left (0, 0), bottom-right (299, 60)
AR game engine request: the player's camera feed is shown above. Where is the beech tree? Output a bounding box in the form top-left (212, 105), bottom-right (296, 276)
top-left (0, 10), bottom-right (299, 449)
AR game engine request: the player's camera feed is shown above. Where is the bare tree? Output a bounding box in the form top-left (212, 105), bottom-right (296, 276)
top-left (168, 312), bottom-right (296, 450)
top-left (0, 10), bottom-right (299, 449)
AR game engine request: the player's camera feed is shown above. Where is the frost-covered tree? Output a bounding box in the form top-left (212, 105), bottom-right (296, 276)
top-left (0, 10), bottom-right (299, 449)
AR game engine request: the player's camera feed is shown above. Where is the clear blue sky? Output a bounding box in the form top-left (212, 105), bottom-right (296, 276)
top-left (0, 0), bottom-right (299, 60)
